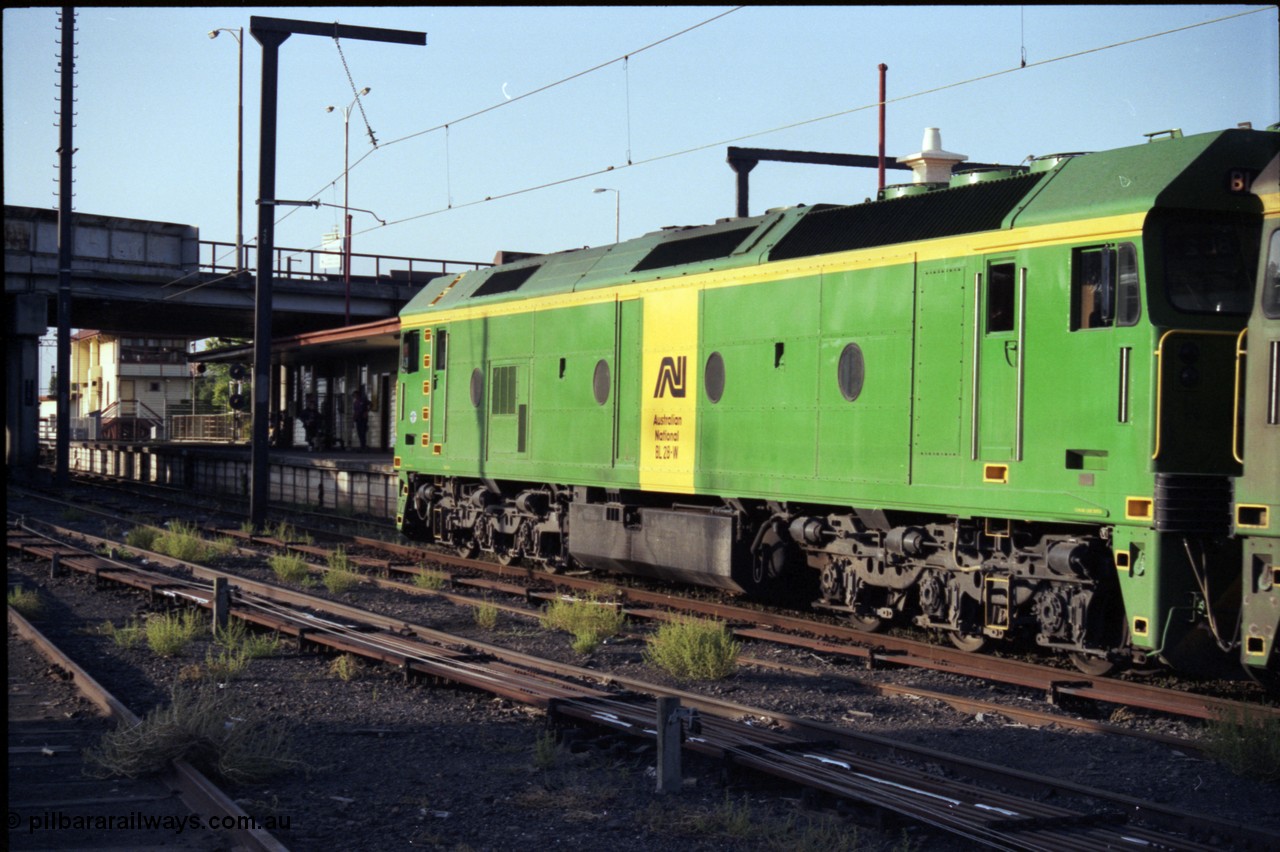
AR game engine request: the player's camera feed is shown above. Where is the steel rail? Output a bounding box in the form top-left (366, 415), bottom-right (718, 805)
top-left (357, 534), bottom-right (1280, 723)
top-left (10, 519), bottom-right (1279, 851)
top-left (6, 608), bottom-right (289, 852)
top-left (9, 479), bottom-right (1275, 723)
top-left (21, 477), bottom-right (1272, 722)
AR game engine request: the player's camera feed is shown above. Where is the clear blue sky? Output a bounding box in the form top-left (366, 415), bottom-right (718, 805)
top-left (4, 6), bottom-right (1277, 296)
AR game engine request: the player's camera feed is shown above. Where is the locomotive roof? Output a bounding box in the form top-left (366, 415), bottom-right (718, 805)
top-left (402, 127), bottom-right (1279, 319)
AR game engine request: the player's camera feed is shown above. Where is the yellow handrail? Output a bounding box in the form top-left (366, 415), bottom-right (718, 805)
top-left (1233, 328), bottom-right (1248, 465)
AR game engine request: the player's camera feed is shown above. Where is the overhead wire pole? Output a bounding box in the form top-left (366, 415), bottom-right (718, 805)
top-left (247, 16), bottom-right (426, 531)
top-left (55, 6), bottom-right (76, 488)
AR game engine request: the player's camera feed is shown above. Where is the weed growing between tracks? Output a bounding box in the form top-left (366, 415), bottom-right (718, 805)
top-left (330, 653), bottom-right (361, 682)
top-left (413, 566), bottom-right (449, 589)
top-left (322, 549), bottom-right (361, 594)
top-left (145, 609), bottom-right (205, 656)
top-left (150, 521), bottom-right (237, 562)
top-left (541, 595), bottom-right (627, 654)
top-left (473, 597), bottom-right (500, 630)
top-left (641, 790), bottom-right (907, 852)
top-left (8, 585), bottom-right (44, 618)
top-left (270, 552), bottom-right (313, 586)
top-left (101, 616), bottom-right (146, 649)
top-left (1203, 708), bottom-right (1280, 782)
top-left (644, 616), bottom-right (740, 681)
top-left (85, 684), bottom-right (307, 785)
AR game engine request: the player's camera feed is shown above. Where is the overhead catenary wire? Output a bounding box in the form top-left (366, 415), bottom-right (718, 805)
top-left (159, 5), bottom-right (1269, 301)
top-left (350, 4), bottom-right (1274, 238)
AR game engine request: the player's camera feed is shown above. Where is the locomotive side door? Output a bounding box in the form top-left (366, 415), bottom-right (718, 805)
top-left (977, 258), bottom-right (1021, 462)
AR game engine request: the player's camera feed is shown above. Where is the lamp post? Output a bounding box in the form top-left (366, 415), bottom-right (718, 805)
top-left (327, 87), bottom-right (371, 326)
top-left (593, 187), bottom-right (620, 243)
top-left (208, 27), bottom-right (244, 272)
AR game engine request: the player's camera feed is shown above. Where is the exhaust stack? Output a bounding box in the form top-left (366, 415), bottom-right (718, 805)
top-left (897, 128), bottom-right (967, 184)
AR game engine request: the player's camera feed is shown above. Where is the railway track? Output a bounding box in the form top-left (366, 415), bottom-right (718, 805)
top-left (12, 479), bottom-right (1277, 724)
top-left (8, 518), bottom-right (1280, 851)
top-left (7, 608), bottom-right (288, 851)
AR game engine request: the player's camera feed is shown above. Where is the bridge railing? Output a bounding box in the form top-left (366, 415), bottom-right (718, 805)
top-left (199, 241), bottom-right (488, 284)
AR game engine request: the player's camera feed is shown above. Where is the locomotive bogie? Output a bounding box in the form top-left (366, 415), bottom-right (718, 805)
top-left (394, 126), bottom-right (1280, 677)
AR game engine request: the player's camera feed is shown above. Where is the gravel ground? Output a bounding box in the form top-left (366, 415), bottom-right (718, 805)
top-left (6, 490), bottom-right (1280, 851)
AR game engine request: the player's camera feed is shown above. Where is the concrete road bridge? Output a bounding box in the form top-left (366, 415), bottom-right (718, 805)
top-left (4, 204), bottom-right (486, 338)
top-left (4, 204), bottom-right (488, 472)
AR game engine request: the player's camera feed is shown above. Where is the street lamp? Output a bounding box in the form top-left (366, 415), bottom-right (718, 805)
top-left (327, 87), bottom-right (371, 326)
top-left (208, 27), bottom-right (244, 272)
top-left (593, 187), bottom-right (620, 243)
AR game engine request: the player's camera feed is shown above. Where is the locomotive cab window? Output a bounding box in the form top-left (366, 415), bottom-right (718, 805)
top-left (1160, 213), bottom-right (1255, 316)
top-left (434, 329), bottom-right (448, 371)
top-left (401, 330), bottom-right (419, 374)
top-left (1072, 243), bottom-right (1139, 330)
top-left (986, 262), bottom-right (1016, 333)
top-left (1264, 228), bottom-right (1280, 320)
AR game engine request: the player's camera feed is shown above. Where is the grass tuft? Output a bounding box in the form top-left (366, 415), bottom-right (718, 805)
top-left (330, 653), bottom-right (360, 682)
top-left (412, 567), bottom-right (448, 590)
top-left (8, 586), bottom-right (43, 618)
top-left (151, 522), bottom-right (228, 563)
top-left (103, 617), bottom-right (146, 649)
top-left (644, 616), bottom-right (740, 681)
top-left (474, 598), bottom-right (500, 630)
top-left (1202, 708), bottom-right (1280, 782)
top-left (322, 549), bottom-right (361, 593)
top-left (145, 609), bottom-right (205, 657)
top-left (85, 685), bottom-right (304, 784)
top-left (125, 526), bottom-right (160, 551)
top-left (270, 553), bottom-right (312, 586)
top-left (540, 595), bottom-right (626, 655)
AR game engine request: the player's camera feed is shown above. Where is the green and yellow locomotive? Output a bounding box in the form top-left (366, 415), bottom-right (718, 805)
top-left (1236, 150), bottom-right (1280, 685)
top-left (396, 126), bottom-right (1279, 676)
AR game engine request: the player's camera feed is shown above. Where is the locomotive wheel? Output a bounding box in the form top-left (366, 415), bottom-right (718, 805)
top-left (496, 545), bottom-right (519, 566)
top-left (949, 632), bottom-right (987, 652)
top-left (1068, 652), bottom-right (1117, 676)
top-left (848, 612), bottom-right (883, 633)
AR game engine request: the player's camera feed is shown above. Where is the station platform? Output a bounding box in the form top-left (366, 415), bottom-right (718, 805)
top-left (55, 441), bottom-right (398, 521)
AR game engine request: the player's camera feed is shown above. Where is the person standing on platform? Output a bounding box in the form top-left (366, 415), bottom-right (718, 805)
top-left (299, 395), bottom-right (321, 452)
top-left (352, 386), bottom-right (370, 451)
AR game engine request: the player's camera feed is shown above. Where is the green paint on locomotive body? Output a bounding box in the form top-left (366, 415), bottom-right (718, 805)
top-left (396, 127), bottom-right (1280, 657)
top-left (1235, 149), bottom-right (1280, 672)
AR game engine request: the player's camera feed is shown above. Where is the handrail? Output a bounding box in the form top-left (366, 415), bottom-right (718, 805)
top-left (199, 240), bottom-right (488, 282)
top-left (1233, 328), bottom-right (1247, 464)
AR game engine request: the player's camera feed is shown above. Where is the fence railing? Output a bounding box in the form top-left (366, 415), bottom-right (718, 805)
top-left (199, 241), bottom-right (488, 284)
top-left (169, 413), bottom-right (248, 443)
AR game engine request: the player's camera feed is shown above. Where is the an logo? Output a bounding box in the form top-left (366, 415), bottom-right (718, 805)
top-left (653, 356), bottom-right (687, 398)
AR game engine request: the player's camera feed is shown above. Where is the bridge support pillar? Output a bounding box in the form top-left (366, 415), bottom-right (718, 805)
top-left (5, 293), bottom-right (46, 480)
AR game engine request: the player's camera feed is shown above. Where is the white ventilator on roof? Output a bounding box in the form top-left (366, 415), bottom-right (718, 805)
top-left (897, 128), bottom-right (968, 184)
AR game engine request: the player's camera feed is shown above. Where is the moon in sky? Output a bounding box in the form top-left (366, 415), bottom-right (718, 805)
top-left (501, 82), bottom-right (511, 100)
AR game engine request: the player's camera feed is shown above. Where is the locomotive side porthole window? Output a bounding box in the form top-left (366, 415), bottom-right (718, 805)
top-left (837, 343), bottom-right (865, 402)
top-left (986, 263), bottom-right (1016, 333)
top-left (705, 351), bottom-right (725, 403)
top-left (593, 359), bottom-right (611, 406)
top-left (469, 368), bottom-right (483, 408)
top-left (1074, 243), bottom-right (1140, 329)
